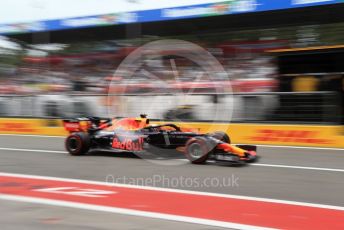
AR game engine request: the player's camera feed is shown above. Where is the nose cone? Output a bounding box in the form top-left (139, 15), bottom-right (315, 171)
top-left (243, 150), bottom-right (258, 163)
top-left (247, 150), bottom-right (257, 156)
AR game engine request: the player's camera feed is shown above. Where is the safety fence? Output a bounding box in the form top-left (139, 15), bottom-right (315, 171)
top-left (0, 91), bottom-right (341, 124)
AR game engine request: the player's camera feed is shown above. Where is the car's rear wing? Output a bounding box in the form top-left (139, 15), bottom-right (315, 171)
top-left (63, 117), bottom-right (112, 133)
top-left (63, 118), bottom-right (92, 132)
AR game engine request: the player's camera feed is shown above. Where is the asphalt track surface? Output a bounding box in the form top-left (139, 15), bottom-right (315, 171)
top-left (1, 135), bottom-right (344, 229)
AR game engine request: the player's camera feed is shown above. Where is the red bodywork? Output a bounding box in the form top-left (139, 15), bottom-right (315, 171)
top-left (63, 117), bottom-right (257, 162)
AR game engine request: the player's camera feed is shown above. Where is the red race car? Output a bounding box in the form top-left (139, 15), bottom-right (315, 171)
top-left (63, 115), bottom-right (258, 165)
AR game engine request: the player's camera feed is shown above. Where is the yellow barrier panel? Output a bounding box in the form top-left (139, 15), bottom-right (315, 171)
top-left (0, 118), bottom-right (67, 136)
top-left (0, 118), bottom-right (343, 148)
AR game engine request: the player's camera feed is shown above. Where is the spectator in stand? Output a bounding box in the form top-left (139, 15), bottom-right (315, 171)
top-left (72, 75), bottom-right (86, 92)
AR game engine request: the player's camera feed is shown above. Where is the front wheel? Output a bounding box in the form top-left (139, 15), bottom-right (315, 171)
top-left (65, 132), bottom-right (91, 156)
top-left (185, 137), bottom-right (212, 164)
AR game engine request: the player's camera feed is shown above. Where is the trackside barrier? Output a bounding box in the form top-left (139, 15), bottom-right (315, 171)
top-left (0, 118), bottom-right (343, 148)
top-left (0, 92), bottom-right (340, 123)
top-left (0, 118), bottom-right (67, 136)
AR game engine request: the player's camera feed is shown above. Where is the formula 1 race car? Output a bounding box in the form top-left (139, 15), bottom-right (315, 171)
top-left (63, 115), bottom-right (257, 164)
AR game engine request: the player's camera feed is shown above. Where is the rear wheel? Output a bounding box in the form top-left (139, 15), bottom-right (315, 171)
top-left (209, 131), bottom-right (230, 144)
top-left (65, 132), bottom-right (91, 156)
top-left (185, 137), bottom-right (212, 164)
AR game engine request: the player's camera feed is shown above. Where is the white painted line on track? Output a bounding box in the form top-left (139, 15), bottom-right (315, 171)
top-left (253, 144), bottom-right (344, 151)
top-left (234, 143), bottom-right (344, 151)
top-left (1, 172), bottom-right (344, 212)
top-left (0, 147), bottom-right (66, 154)
top-left (0, 194), bottom-right (274, 230)
top-left (251, 163), bottom-right (344, 173)
top-left (177, 159), bottom-right (344, 173)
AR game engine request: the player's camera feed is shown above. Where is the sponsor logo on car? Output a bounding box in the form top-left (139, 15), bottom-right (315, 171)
top-left (112, 137), bottom-right (144, 151)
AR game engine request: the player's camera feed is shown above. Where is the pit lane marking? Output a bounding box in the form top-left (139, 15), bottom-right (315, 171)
top-left (176, 159), bottom-right (344, 172)
top-left (0, 194), bottom-right (273, 230)
top-left (2, 172), bottom-right (344, 229)
top-left (35, 187), bottom-right (116, 197)
top-left (2, 172), bottom-right (344, 211)
top-left (251, 163), bottom-right (344, 172)
top-left (247, 144), bottom-right (344, 151)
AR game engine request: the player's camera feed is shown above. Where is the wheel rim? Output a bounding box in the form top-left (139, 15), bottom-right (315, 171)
top-left (189, 143), bottom-right (203, 158)
top-left (68, 137), bottom-right (79, 151)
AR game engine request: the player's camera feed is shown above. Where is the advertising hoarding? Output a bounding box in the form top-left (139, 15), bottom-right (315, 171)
top-left (0, 0), bottom-right (342, 35)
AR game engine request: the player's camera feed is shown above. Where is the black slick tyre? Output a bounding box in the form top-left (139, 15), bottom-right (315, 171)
top-left (65, 132), bottom-right (91, 156)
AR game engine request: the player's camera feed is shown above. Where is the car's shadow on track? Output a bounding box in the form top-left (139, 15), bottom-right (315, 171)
top-left (205, 161), bottom-right (248, 167)
top-left (87, 150), bottom-right (139, 158)
top-left (83, 150), bottom-right (255, 167)
top-left (86, 150), bottom-right (186, 160)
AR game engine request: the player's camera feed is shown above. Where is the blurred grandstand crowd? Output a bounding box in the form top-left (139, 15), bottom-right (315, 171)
top-left (0, 36), bottom-right (280, 95)
top-left (2, 15), bottom-right (343, 96)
